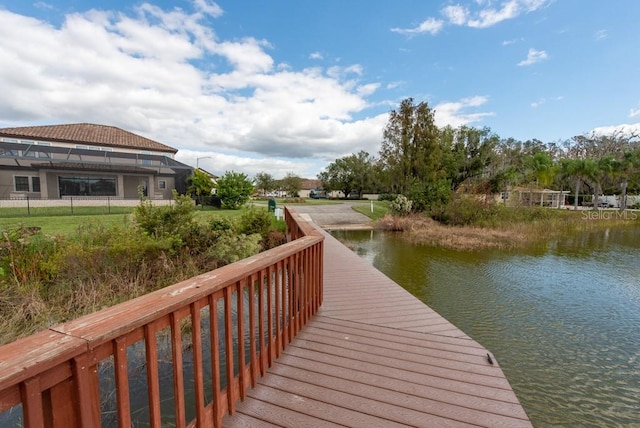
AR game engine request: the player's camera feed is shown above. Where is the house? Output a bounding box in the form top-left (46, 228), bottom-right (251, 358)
top-left (0, 123), bottom-right (193, 200)
top-left (500, 186), bottom-right (569, 208)
top-left (299, 178), bottom-right (322, 198)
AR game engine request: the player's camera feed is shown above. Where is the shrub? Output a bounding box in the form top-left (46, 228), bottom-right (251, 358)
top-left (378, 193), bottom-right (397, 202)
top-left (390, 195), bottom-right (413, 216)
top-left (217, 171), bottom-right (254, 209)
top-left (208, 215), bottom-right (236, 235)
top-left (0, 226), bottom-right (60, 289)
top-left (207, 233), bottom-right (261, 265)
top-left (261, 230), bottom-right (287, 250)
top-left (237, 207), bottom-right (272, 237)
top-left (133, 192), bottom-right (196, 244)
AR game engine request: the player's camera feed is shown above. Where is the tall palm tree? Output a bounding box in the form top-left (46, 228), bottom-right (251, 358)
top-left (563, 158), bottom-right (597, 210)
top-left (613, 151), bottom-right (638, 210)
top-left (524, 152), bottom-right (556, 206)
top-left (591, 156), bottom-right (615, 209)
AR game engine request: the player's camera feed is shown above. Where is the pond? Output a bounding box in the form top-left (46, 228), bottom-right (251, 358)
top-left (331, 227), bottom-right (640, 427)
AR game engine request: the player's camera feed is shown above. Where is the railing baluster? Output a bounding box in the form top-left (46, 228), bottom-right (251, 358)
top-left (248, 274), bottom-right (257, 388)
top-left (144, 324), bottom-right (161, 427)
top-left (208, 294), bottom-right (222, 428)
top-left (287, 255), bottom-right (295, 343)
top-left (191, 302), bottom-right (205, 425)
top-left (223, 286), bottom-right (236, 414)
top-left (169, 312), bottom-right (186, 428)
top-left (258, 271), bottom-right (266, 377)
top-left (73, 354), bottom-right (100, 427)
top-left (236, 280), bottom-right (246, 400)
top-left (21, 377), bottom-right (44, 428)
top-left (114, 337), bottom-right (131, 428)
top-left (274, 261), bottom-right (282, 358)
top-left (267, 265), bottom-right (274, 367)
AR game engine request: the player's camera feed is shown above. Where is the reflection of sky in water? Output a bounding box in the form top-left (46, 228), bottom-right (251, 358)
top-left (332, 227), bottom-right (640, 427)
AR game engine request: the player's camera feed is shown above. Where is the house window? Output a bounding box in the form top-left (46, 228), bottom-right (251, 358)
top-left (58, 176), bottom-right (116, 197)
top-left (158, 180), bottom-right (167, 189)
top-left (32, 177), bottom-right (41, 193)
top-left (15, 176), bottom-right (29, 192)
top-left (14, 176), bottom-right (40, 192)
top-left (140, 151), bottom-right (152, 165)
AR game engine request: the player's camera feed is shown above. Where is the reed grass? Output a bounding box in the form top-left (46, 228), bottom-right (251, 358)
top-left (376, 208), bottom-right (640, 251)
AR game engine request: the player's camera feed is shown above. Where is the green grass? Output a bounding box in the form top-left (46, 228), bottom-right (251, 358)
top-left (0, 213), bottom-right (134, 235)
top-left (351, 201), bottom-right (390, 220)
top-left (0, 205), bottom-right (135, 218)
top-left (0, 205), bottom-right (262, 236)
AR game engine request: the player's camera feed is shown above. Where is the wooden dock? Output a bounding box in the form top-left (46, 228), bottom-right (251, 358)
top-left (223, 229), bottom-right (532, 427)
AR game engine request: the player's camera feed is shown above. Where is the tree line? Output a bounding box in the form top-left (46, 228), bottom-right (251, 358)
top-left (318, 98), bottom-right (640, 211)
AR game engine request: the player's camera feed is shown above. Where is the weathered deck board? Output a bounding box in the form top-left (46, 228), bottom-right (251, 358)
top-left (223, 229), bottom-right (532, 427)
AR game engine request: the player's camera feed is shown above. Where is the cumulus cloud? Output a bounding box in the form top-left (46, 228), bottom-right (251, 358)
top-left (433, 96), bottom-right (494, 128)
top-left (0, 3), bottom-right (499, 177)
top-left (518, 48), bottom-right (548, 66)
top-left (442, 5), bottom-right (468, 25)
top-left (590, 123), bottom-right (640, 138)
top-left (393, 0), bottom-right (550, 36)
top-left (0, 4), bottom-right (390, 177)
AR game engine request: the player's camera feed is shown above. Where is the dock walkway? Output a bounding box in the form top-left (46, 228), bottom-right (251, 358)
top-left (223, 228), bottom-right (532, 427)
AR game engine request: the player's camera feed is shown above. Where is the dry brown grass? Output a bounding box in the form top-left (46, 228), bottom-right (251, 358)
top-left (375, 211), bottom-right (639, 251)
top-left (377, 214), bottom-right (523, 250)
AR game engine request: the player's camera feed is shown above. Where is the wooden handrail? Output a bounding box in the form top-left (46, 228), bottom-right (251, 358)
top-left (0, 207), bottom-right (324, 427)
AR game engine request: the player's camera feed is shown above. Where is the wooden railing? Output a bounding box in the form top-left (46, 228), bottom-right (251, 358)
top-left (0, 207), bottom-right (324, 427)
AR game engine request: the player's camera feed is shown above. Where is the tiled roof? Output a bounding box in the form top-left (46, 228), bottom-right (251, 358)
top-left (0, 123), bottom-right (177, 154)
top-left (300, 178), bottom-right (321, 190)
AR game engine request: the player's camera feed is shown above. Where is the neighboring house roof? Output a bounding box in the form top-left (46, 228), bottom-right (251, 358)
top-left (0, 123), bottom-right (177, 154)
top-left (197, 167), bottom-right (219, 180)
top-left (300, 178), bottom-right (321, 190)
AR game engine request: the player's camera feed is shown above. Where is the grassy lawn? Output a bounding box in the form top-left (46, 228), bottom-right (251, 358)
top-left (0, 213), bottom-right (134, 235)
top-left (351, 200), bottom-right (390, 220)
top-left (0, 205), bottom-right (264, 236)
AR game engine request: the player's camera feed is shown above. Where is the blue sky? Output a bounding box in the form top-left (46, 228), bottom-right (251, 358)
top-left (1, 0), bottom-right (639, 177)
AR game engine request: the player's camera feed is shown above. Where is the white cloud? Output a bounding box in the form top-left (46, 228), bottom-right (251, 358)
top-left (34, 2), bottom-right (54, 10)
top-left (309, 51), bottom-right (323, 60)
top-left (0, 5), bottom-right (388, 177)
top-left (594, 29), bottom-right (608, 40)
top-left (590, 123), bottom-right (640, 138)
top-left (442, 5), bottom-right (469, 25)
top-left (193, 0), bottom-right (223, 18)
top-left (518, 48), bottom-right (548, 66)
top-left (629, 108), bottom-right (640, 118)
top-left (394, 0), bottom-right (550, 36)
top-left (531, 95), bottom-right (563, 108)
top-left (433, 96), bottom-right (494, 127)
top-left (391, 17), bottom-right (444, 36)
top-left (467, 0), bottom-right (520, 28)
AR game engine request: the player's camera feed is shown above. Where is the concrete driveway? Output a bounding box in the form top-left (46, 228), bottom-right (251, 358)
top-left (286, 201), bottom-right (373, 230)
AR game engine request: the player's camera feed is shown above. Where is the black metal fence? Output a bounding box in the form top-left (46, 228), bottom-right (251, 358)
top-left (0, 196), bottom-right (174, 217)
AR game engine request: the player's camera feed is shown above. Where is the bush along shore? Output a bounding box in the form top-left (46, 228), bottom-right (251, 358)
top-left (0, 194), bottom-right (286, 346)
top-left (376, 196), bottom-right (640, 251)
